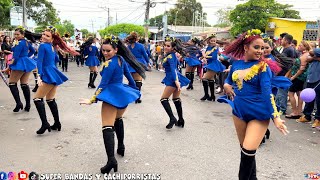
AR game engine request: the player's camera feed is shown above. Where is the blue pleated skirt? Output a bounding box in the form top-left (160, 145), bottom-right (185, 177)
top-left (85, 56), bottom-right (100, 67)
top-left (10, 57), bottom-right (36, 72)
top-left (204, 60), bottom-right (226, 73)
top-left (161, 72), bottom-right (190, 88)
top-left (96, 83), bottom-right (141, 109)
top-left (185, 57), bottom-right (201, 67)
top-left (41, 66), bottom-right (68, 86)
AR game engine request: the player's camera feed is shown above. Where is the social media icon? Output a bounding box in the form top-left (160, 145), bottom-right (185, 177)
top-left (18, 171), bottom-right (28, 180)
top-left (28, 172), bottom-right (38, 180)
top-left (8, 172), bottom-right (16, 180)
top-left (0, 172), bottom-right (7, 180)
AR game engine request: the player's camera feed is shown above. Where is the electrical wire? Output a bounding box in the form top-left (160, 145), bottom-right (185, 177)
top-left (117, 4), bottom-right (145, 23)
top-left (131, 12), bottom-right (146, 24)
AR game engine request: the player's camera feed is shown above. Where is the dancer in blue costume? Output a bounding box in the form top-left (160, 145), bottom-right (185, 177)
top-left (263, 39), bottom-right (276, 61)
top-left (32, 39), bottom-right (42, 93)
top-left (160, 36), bottom-right (190, 129)
top-left (200, 34), bottom-right (225, 101)
top-left (217, 29), bottom-right (290, 179)
top-left (80, 35), bottom-right (146, 174)
top-left (184, 37), bottom-right (202, 90)
top-left (3, 26), bottom-right (38, 113)
top-left (127, 32), bottom-right (149, 103)
top-left (261, 37), bottom-right (279, 144)
top-left (82, 37), bottom-right (100, 88)
top-left (33, 26), bottom-right (79, 135)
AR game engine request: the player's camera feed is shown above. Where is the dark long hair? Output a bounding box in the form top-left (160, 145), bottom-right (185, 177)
top-left (271, 49), bottom-right (294, 73)
top-left (15, 27), bottom-right (41, 43)
top-left (103, 37), bottom-right (146, 79)
top-left (165, 37), bottom-right (187, 57)
top-left (81, 37), bottom-right (94, 49)
top-left (190, 37), bottom-right (201, 46)
top-left (3, 36), bottom-right (11, 45)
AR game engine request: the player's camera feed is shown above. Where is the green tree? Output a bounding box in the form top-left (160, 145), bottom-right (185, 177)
top-left (0, 0), bottom-right (12, 28)
top-left (149, 0), bottom-right (207, 27)
top-left (150, 14), bottom-right (164, 29)
top-left (34, 24), bottom-right (47, 33)
top-left (99, 23), bottom-right (145, 37)
top-left (55, 20), bottom-right (75, 36)
top-left (229, 0), bottom-right (300, 36)
top-left (215, 8), bottom-right (232, 27)
top-left (80, 29), bottom-right (89, 37)
top-left (13, 0), bottom-right (59, 26)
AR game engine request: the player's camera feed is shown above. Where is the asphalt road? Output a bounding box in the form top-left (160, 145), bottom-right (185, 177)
top-left (1, 62), bottom-right (319, 180)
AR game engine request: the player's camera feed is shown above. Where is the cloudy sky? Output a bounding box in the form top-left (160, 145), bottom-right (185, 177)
top-left (46, 0), bottom-right (320, 32)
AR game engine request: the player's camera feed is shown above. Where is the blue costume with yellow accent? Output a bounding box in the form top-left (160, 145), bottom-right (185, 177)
top-left (204, 46), bottom-right (225, 72)
top-left (84, 45), bottom-right (100, 67)
top-left (28, 42), bottom-right (36, 58)
top-left (184, 46), bottom-right (202, 67)
top-left (218, 60), bottom-right (291, 121)
top-left (93, 55), bottom-right (140, 109)
top-left (10, 39), bottom-right (36, 72)
top-left (265, 54), bottom-right (276, 61)
top-left (127, 42), bottom-right (149, 72)
top-left (37, 42), bottom-right (68, 86)
top-left (161, 52), bottom-right (190, 88)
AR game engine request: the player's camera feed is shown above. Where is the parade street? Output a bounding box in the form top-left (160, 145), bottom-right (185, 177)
top-left (1, 64), bottom-right (320, 180)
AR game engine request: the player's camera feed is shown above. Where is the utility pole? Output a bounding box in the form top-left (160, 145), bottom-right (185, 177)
top-left (116, 12), bottom-right (118, 25)
top-left (99, 6), bottom-right (111, 27)
top-left (22, 0), bottom-right (27, 28)
top-left (202, 12), bottom-right (204, 32)
top-left (144, 0), bottom-right (151, 41)
top-left (108, 8), bottom-right (110, 26)
top-left (162, 14), bottom-right (168, 39)
top-left (192, 12), bottom-right (194, 35)
top-left (90, 19), bottom-right (95, 33)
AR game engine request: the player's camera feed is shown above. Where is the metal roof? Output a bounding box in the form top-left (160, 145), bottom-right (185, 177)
top-left (270, 17), bottom-right (317, 22)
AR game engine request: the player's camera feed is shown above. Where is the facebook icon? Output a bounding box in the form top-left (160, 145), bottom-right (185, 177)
top-left (0, 172), bottom-right (7, 180)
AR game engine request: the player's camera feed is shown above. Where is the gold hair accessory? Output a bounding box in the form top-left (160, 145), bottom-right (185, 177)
top-left (208, 33), bottom-right (216, 39)
top-left (192, 37), bottom-right (199, 42)
top-left (165, 36), bottom-right (175, 42)
top-left (105, 35), bottom-right (119, 45)
top-left (16, 25), bottom-right (26, 31)
top-left (244, 29), bottom-right (262, 39)
top-left (45, 26), bottom-right (57, 35)
top-left (260, 33), bottom-right (272, 42)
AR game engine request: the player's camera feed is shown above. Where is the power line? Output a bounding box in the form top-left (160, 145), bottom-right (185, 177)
top-left (53, 3), bottom-right (141, 11)
top-left (117, 4), bottom-right (145, 23)
top-left (131, 12), bottom-right (146, 24)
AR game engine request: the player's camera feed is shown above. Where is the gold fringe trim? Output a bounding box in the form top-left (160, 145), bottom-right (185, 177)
top-left (90, 88), bottom-right (102, 103)
top-left (232, 62), bottom-right (267, 90)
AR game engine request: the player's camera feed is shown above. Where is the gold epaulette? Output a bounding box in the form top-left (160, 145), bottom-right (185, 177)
top-left (100, 60), bottom-right (112, 71)
top-left (205, 47), bottom-right (217, 56)
top-left (163, 54), bottom-right (172, 63)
